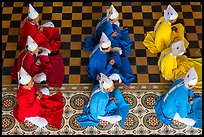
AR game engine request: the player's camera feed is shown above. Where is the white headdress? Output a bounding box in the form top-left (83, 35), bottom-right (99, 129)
top-left (184, 67), bottom-right (198, 87)
top-left (99, 32), bottom-right (111, 49)
top-left (99, 73), bottom-right (114, 92)
top-left (171, 40), bottom-right (185, 57)
top-left (164, 4), bottom-right (178, 22)
top-left (26, 36), bottom-right (38, 52)
top-left (28, 4), bottom-right (39, 19)
top-left (107, 5), bottom-right (119, 20)
top-left (18, 67), bottom-right (32, 85)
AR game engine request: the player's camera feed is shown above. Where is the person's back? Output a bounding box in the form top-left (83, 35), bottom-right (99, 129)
top-left (17, 50), bottom-right (38, 76)
top-left (19, 19), bottom-right (38, 48)
top-left (154, 16), bottom-right (172, 52)
top-left (94, 17), bottom-right (114, 42)
top-left (87, 47), bottom-right (109, 82)
top-left (161, 84), bottom-right (189, 119)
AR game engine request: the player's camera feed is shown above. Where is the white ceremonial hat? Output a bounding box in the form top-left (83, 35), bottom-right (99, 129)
top-left (109, 73), bottom-right (122, 83)
top-left (164, 4), bottom-right (178, 22)
top-left (171, 40), bottom-right (185, 57)
top-left (26, 36), bottom-right (38, 51)
top-left (28, 3), bottom-right (39, 19)
top-left (99, 32), bottom-right (111, 49)
top-left (19, 67), bottom-right (32, 85)
top-left (99, 73), bottom-right (114, 90)
top-left (184, 67), bottom-right (198, 87)
top-left (106, 5), bottom-right (119, 20)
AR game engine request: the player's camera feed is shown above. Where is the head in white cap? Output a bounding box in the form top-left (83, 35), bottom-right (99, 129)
top-left (107, 5), bottom-right (119, 23)
top-left (184, 67), bottom-right (198, 89)
top-left (99, 32), bottom-right (112, 53)
top-left (164, 4), bottom-right (178, 23)
top-left (171, 40), bottom-right (185, 57)
top-left (99, 73), bottom-right (114, 92)
top-left (19, 67), bottom-right (32, 85)
top-left (26, 36), bottom-right (39, 54)
top-left (28, 4), bottom-right (39, 20)
top-left (109, 73), bottom-right (122, 83)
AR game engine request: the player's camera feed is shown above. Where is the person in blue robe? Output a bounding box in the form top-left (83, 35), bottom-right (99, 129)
top-left (77, 73), bottom-right (130, 128)
top-left (82, 5), bottom-right (132, 56)
top-left (87, 32), bottom-right (134, 86)
top-left (154, 67), bottom-right (202, 128)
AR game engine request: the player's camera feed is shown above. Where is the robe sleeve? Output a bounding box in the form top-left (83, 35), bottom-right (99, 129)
top-left (161, 55), bottom-right (178, 80)
top-left (90, 97), bottom-right (107, 120)
top-left (17, 92), bottom-right (44, 118)
top-left (188, 89), bottom-right (195, 98)
top-left (104, 21), bottom-right (114, 37)
top-left (22, 54), bottom-right (39, 76)
top-left (96, 61), bottom-right (112, 76)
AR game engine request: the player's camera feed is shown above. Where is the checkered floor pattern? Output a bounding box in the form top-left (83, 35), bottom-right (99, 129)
top-left (2, 2), bottom-right (202, 85)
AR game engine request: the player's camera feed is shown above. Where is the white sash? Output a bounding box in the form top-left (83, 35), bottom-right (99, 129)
top-left (163, 81), bottom-right (183, 102)
top-left (95, 17), bottom-right (108, 35)
top-left (158, 50), bottom-right (172, 71)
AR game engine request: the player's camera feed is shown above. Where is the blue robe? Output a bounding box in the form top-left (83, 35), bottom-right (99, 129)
top-left (82, 17), bottom-right (132, 56)
top-left (155, 78), bottom-right (202, 128)
top-left (186, 96), bottom-right (202, 129)
top-left (87, 47), bottom-right (135, 85)
top-left (77, 84), bottom-right (130, 128)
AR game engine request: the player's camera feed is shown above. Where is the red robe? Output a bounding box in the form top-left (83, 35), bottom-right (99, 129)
top-left (18, 17), bottom-right (61, 53)
top-left (10, 51), bottom-right (64, 87)
top-left (10, 50), bottom-right (51, 81)
top-left (13, 84), bottom-right (64, 129)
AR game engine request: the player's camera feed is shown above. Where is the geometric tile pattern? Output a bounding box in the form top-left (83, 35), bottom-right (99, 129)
top-left (2, 2), bottom-right (202, 85)
top-left (2, 84), bottom-right (202, 135)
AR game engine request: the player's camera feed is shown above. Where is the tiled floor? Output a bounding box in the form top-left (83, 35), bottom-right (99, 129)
top-left (2, 2), bottom-right (202, 85)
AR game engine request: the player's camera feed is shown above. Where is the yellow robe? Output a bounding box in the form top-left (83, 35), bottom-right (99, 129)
top-left (158, 48), bottom-right (202, 88)
top-left (177, 56), bottom-right (202, 89)
top-left (143, 16), bottom-right (189, 53)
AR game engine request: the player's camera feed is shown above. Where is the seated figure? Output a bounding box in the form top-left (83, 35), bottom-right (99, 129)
top-left (18, 4), bottom-right (61, 53)
top-left (77, 73), bottom-right (130, 128)
top-left (82, 5), bottom-right (132, 56)
top-left (143, 5), bottom-right (189, 53)
top-left (155, 68), bottom-right (202, 129)
top-left (13, 67), bottom-right (64, 129)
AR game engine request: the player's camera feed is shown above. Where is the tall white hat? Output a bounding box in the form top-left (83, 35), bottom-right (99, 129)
top-left (164, 4), bottom-right (178, 22)
top-left (184, 67), bottom-right (198, 87)
top-left (99, 32), bottom-right (111, 49)
top-left (26, 36), bottom-right (38, 51)
top-left (171, 40), bottom-right (185, 57)
top-left (28, 3), bottom-right (39, 19)
top-left (99, 73), bottom-right (114, 90)
top-left (107, 5), bottom-right (119, 20)
top-left (109, 73), bottom-right (122, 83)
top-left (19, 67), bottom-right (32, 85)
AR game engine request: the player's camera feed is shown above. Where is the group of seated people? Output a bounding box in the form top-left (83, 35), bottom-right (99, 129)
top-left (142, 5), bottom-right (202, 128)
top-left (12, 4), bottom-right (65, 130)
top-left (11, 3), bottom-right (201, 129)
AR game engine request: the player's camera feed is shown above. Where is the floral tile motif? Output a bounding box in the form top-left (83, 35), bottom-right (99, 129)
top-left (2, 84), bottom-right (202, 135)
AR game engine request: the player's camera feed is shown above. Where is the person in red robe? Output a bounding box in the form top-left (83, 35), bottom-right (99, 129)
top-left (11, 35), bottom-right (51, 84)
top-left (13, 67), bottom-right (64, 129)
top-left (11, 35), bottom-right (65, 87)
top-left (18, 3), bottom-right (61, 53)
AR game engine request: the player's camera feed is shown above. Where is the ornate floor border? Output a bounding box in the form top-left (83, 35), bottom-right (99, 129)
top-left (2, 83), bottom-right (202, 93)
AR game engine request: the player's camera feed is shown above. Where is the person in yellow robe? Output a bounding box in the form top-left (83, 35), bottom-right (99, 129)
top-left (143, 4), bottom-right (189, 53)
top-left (158, 40), bottom-right (202, 88)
